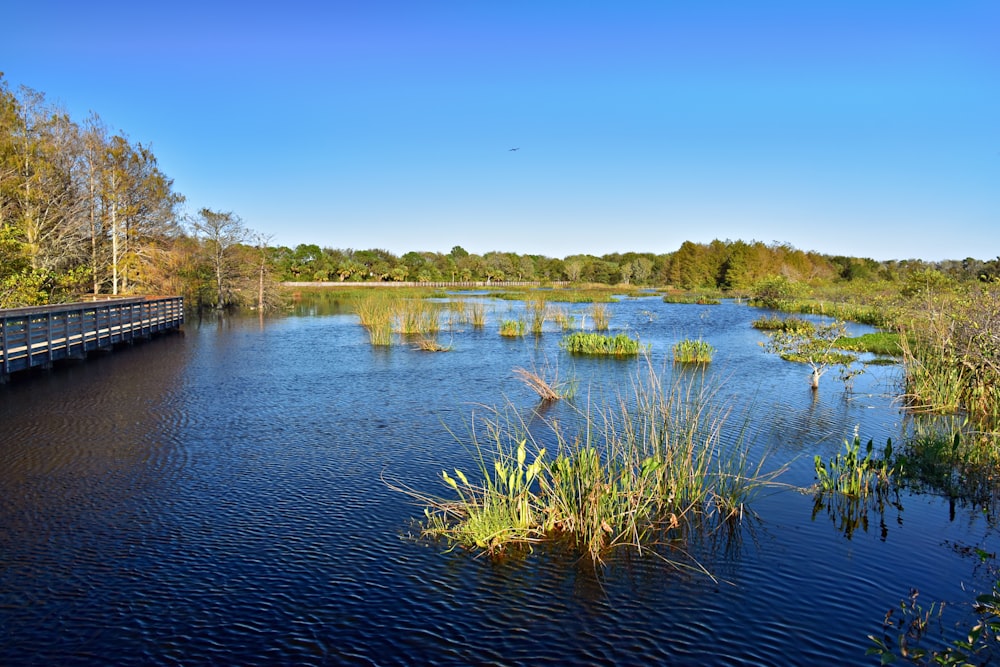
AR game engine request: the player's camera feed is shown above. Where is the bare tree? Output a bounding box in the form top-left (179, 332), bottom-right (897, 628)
top-left (192, 208), bottom-right (249, 309)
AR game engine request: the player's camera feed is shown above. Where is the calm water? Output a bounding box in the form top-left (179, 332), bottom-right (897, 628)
top-left (1, 296), bottom-right (996, 665)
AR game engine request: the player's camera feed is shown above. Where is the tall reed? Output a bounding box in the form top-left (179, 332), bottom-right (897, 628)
top-left (591, 303), bottom-right (611, 331)
top-left (468, 302), bottom-right (487, 329)
top-left (528, 295), bottom-right (548, 335)
top-left (355, 293), bottom-right (394, 346)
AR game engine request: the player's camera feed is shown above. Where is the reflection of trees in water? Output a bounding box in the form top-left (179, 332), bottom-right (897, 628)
top-left (812, 489), bottom-right (904, 541)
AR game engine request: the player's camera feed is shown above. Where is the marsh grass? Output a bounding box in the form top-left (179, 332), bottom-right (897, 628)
top-left (396, 299), bottom-right (442, 335)
top-left (355, 293), bottom-right (394, 346)
top-left (468, 302), bottom-right (487, 329)
top-left (663, 294), bottom-right (722, 305)
top-left (813, 436), bottom-right (895, 498)
top-left (836, 332), bottom-right (902, 356)
top-left (560, 332), bottom-right (646, 356)
top-left (528, 295), bottom-right (548, 335)
top-left (549, 306), bottom-right (576, 331)
top-left (499, 319), bottom-right (526, 337)
top-left (513, 363), bottom-right (575, 401)
top-left (673, 338), bottom-right (715, 364)
top-left (751, 315), bottom-right (815, 333)
top-left (403, 361), bottom-right (784, 565)
top-left (591, 303), bottom-right (611, 331)
top-left (413, 336), bottom-right (451, 352)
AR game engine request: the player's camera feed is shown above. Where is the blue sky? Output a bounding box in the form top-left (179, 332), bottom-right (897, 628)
top-left (4, 1), bottom-right (998, 261)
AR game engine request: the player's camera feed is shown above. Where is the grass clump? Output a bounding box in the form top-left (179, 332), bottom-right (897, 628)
top-left (528, 295), bottom-right (548, 335)
top-left (467, 302), bottom-right (487, 329)
top-left (814, 436), bottom-right (895, 498)
top-left (355, 293), bottom-right (394, 346)
top-left (499, 319), bottom-right (526, 337)
top-left (591, 303), bottom-right (611, 331)
top-left (751, 315), bottom-right (816, 334)
top-left (673, 338), bottom-right (715, 364)
top-left (403, 363), bottom-right (781, 564)
top-left (560, 332), bottom-right (646, 357)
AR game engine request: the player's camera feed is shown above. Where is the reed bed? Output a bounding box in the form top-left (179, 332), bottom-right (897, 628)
top-left (591, 303), bottom-right (611, 331)
top-left (402, 361), bottom-right (782, 564)
top-left (560, 332), bottom-right (645, 356)
top-left (467, 302), bottom-right (487, 329)
top-left (396, 299), bottom-right (442, 336)
top-left (355, 293), bottom-right (394, 346)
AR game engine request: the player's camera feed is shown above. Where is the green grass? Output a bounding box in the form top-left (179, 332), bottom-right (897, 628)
top-left (403, 363), bottom-right (782, 563)
top-left (663, 294), bottom-right (721, 305)
top-left (751, 315), bottom-right (816, 333)
top-left (590, 303), bottom-right (611, 331)
top-left (673, 338), bottom-right (715, 364)
top-left (499, 319), bottom-right (526, 337)
top-left (835, 332), bottom-right (902, 356)
top-left (560, 332), bottom-right (646, 356)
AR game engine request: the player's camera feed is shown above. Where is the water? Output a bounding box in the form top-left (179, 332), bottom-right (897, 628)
top-left (1, 296), bottom-right (996, 665)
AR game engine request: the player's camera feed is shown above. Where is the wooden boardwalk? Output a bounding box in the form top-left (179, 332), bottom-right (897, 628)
top-left (1, 296), bottom-right (184, 381)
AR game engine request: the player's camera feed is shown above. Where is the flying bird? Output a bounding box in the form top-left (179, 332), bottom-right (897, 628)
top-left (509, 147), bottom-right (520, 151)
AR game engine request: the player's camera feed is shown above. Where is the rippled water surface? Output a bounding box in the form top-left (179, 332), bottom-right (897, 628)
top-left (1, 296), bottom-right (996, 665)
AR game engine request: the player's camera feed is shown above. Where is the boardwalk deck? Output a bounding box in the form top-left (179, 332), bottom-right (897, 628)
top-left (1, 296), bottom-right (184, 381)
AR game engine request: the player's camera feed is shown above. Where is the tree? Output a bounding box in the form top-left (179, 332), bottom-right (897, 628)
top-left (191, 208), bottom-right (249, 309)
top-left (760, 320), bottom-right (856, 390)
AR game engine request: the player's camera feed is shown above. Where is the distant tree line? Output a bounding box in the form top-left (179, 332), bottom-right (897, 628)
top-left (2, 74), bottom-right (998, 310)
top-left (271, 240), bottom-right (1000, 289)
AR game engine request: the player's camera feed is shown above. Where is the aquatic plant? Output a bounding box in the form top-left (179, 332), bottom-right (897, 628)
top-left (751, 315), bottom-right (815, 334)
top-left (813, 436), bottom-right (895, 498)
top-left (355, 293), bottom-right (394, 346)
top-left (396, 298), bottom-right (441, 335)
top-left (868, 583), bottom-right (1000, 665)
top-left (673, 338), bottom-right (715, 364)
top-left (528, 295), bottom-right (548, 335)
top-left (499, 319), bottom-right (526, 337)
top-left (413, 337), bottom-right (450, 352)
top-left (549, 306), bottom-right (576, 331)
top-left (468, 302), bottom-right (487, 329)
top-left (513, 364), bottom-right (575, 401)
top-left (560, 332), bottom-right (646, 356)
top-left (406, 362), bottom-right (784, 565)
top-left (591, 303), bottom-right (611, 331)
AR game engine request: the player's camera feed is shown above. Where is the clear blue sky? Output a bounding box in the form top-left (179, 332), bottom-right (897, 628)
top-left (4, 1), bottom-right (998, 261)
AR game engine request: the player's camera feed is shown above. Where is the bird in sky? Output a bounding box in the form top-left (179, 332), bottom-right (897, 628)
top-left (509, 147), bottom-right (520, 151)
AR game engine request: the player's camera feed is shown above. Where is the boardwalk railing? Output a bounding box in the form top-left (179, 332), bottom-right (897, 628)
top-left (1, 296), bottom-right (184, 380)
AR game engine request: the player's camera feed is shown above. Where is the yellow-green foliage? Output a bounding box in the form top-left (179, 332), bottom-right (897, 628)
top-left (499, 319), bottom-right (526, 337)
top-left (560, 332), bottom-right (645, 356)
top-left (673, 338), bottom-right (715, 364)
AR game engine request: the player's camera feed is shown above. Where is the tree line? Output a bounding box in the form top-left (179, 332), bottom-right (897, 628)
top-left (3, 74), bottom-right (998, 311)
